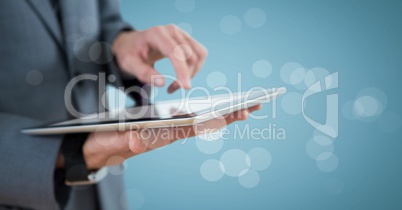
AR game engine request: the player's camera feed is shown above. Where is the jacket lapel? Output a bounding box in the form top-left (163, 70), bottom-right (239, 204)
top-left (25, 0), bottom-right (64, 48)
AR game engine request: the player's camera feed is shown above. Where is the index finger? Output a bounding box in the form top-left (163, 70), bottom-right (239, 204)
top-left (147, 27), bottom-right (191, 89)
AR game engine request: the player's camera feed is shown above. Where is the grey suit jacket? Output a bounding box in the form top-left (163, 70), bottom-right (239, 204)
top-left (0, 0), bottom-right (146, 209)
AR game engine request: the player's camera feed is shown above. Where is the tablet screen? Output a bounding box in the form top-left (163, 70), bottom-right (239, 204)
top-left (46, 88), bottom-right (283, 128)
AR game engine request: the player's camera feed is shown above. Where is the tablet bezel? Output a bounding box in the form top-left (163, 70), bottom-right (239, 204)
top-left (22, 87), bottom-right (286, 135)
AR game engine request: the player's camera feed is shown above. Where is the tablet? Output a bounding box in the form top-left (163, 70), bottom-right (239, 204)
top-left (22, 87), bottom-right (286, 135)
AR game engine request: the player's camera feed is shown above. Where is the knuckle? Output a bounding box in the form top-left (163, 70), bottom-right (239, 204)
top-left (123, 131), bottom-right (132, 142)
top-left (150, 25), bottom-right (163, 34)
top-left (166, 24), bottom-right (177, 33)
top-left (112, 131), bottom-right (130, 151)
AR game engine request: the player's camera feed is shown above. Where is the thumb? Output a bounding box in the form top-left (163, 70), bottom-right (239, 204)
top-left (127, 131), bottom-right (148, 154)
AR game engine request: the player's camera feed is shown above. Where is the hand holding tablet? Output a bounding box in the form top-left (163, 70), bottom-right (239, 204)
top-left (23, 87), bottom-right (286, 135)
top-left (24, 87), bottom-right (285, 169)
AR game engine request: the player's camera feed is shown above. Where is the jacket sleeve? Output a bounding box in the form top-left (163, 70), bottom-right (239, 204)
top-left (99, 0), bottom-right (133, 46)
top-left (98, 0), bottom-right (151, 106)
top-left (0, 113), bottom-right (62, 210)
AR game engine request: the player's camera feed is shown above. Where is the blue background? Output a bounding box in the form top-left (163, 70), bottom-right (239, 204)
top-left (118, 0), bottom-right (402, 209)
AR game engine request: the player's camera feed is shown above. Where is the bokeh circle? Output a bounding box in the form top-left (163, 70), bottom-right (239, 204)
top-left (220, 15), bottom-right (242, 35)
top-left (252, 60), bottom-right (272, 78)
top-left (244, 8), bottom-right (266, 28)
top-left (26, 70), bottom-right (43, 85)
top-left (280, 92), bottom-right (302, 115)
top-left (207, 71), bottom-right (227, 88)
top-left (354, 96), bottom-right (380, 117)
top-left (304, 67), bottom-right (331, 88)
top-left (195, 139), bottom-right (224, 154)
top-left (220, 149), bottom-right (251, 177)
top-left (200, 159), bottom-right (225, 182)
top-left (306, 135), bottom-right (334, 160)
top-left (247, 147), bottom-right (272, 171)
top-left (280, 62), bottom-right (305, 85)
top-left (238, 169), bottom-right (260, 188)
top-left (357, 87), bottom-right (387, 111)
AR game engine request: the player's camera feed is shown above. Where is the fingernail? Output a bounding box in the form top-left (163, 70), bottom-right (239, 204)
top-left (167, 86), bottom-right (174, 94)
top-left (154, 77), bottom-right (164, 87)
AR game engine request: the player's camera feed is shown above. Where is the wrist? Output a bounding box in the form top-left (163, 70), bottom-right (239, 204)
top-left (57, 134), bottom-right (98, 170)
top-left (61, 133), bottom-right (107, 185)
top-left (112, 31), bottom-right (132, 55)
top-left (82, 135), bottom-right (100, 170)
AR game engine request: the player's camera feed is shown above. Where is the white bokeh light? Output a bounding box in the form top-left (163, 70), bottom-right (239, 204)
top-left (200, 159), bottom-right (225, 182)
top-left (306, 135), bottom-right (334, 160)
top-left (356, 87), bottom-right (387, 117)
top-left (73, 36), bottom-right (97, 62)
top-left (220, 149), bottom-right (251, 177)
top-left (207, 71), bottom-right (227, 88)
top-left (280, 62), bottom-right (305, 85)
top-left (353, 96), bottom-right (380, 117)
top-left (344, 87), bottom-right (387, 122)
top-left (289, 68), bottom-right (306, 85)
top-left (220, 15), bottom-right (242, 35)
top-left (195, 139), bottom-right (224, 154)
top-left (280, 92), bottom-right (302, 115)
top-left (175, 0), bottom-right (196, 13)
top-left (238, 169), bottom-right (260, 188)
top-left (89, 42), bottom-right (114, 64)
top-left (120, 189), bottom-right (145, 210)
top-left (244, 8), bottom-right (267, 28)
top-left (108, 75), bottom-right (116, 83)
top-left (316, 152), bottom-right (339, 173)
top-left (252, 60), bottom-right (272, 78)
top-left (377, 111), bottom-right (402, 133)
top-left (88, 42), bottom-right (102, 62)
top-left (304, 67), bottom-right (331, 88)
top-left (247, 147), bottom-right (272, 171)
top-left (94, 126), bottom-right (118, 146)
top-left (198, 129), bottom-right (223, 141)
top-left (26, 70), bottom-right (43, 85)
top-left (357, 87), bottom-right (387, 107)
top-left (174, 44), bottom-right (193, 61)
